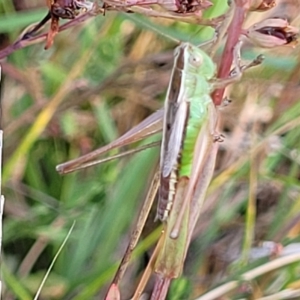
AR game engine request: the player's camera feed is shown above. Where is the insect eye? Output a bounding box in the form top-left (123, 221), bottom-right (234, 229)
top-left (189, 55), bottom-right (203, 67)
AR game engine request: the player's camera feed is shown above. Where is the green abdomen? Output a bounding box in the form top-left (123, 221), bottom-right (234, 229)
top-left (179, 94), bottom-right (211, 177)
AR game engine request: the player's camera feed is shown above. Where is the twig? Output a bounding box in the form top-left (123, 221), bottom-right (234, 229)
top-left (0, 8), bottom-right (103, 60)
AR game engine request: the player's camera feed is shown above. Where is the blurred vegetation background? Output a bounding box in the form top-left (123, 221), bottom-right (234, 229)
top-left (1, 0), bottom-right (300, 299)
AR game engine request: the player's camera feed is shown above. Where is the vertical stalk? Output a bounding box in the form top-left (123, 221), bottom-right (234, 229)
top-left (212, 0), bottom-right (248, 106)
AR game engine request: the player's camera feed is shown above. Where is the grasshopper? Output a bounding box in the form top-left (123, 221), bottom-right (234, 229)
top-left (128, 42), bottom-right (223, 299)
top-left (129, 40), bottom-right (263, 299)
top-left (56, 36), bottom-right (262, 299)
top-left (150, 43), bottom-right (220, 288)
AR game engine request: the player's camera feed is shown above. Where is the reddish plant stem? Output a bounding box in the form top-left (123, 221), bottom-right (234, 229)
top-left (151, 276), bottom-right (171, 300)
top-left (212, 0), bottom-right (248, 106)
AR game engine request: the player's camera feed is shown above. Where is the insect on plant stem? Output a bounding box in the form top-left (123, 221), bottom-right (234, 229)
top-left (147, 41), bottom-right (264, 293)
top-left (55, 29), bottom-right (262, 300)
top-left (157, 41), bottom-right (221, 235)
top-left (58, 38), bottom-right (262, 292)
top-left (144, 42), bottom-right (220, 285)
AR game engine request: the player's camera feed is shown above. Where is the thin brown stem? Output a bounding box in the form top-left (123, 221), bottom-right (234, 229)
top-left (132, 231), bottom-right (166, 300)
top-left (0, 8), bottom-right (101, 60)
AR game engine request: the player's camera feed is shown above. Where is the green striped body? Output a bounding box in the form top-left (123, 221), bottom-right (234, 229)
top-left (157, 42), bottom-right (216, 221)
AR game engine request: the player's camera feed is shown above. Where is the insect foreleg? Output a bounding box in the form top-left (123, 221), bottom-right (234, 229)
top-left (240, 54), bottom-right (264, 72)
top-left (212, 40), bottom-right (263, 89)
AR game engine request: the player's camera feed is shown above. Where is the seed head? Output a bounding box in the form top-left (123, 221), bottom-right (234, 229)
top-left (245, 18), bottom-right (299, 48)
